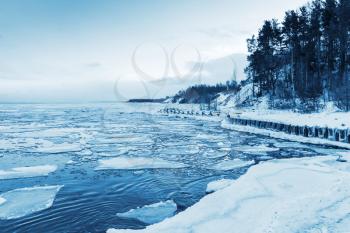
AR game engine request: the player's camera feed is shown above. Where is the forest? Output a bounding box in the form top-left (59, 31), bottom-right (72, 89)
top-left (171, 81), bottom-right (238, 104)
top-left (245, 0), bottom-right (350, 110)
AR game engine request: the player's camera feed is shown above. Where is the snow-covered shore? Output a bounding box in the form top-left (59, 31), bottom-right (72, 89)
top-left (108, 153), bottom-right (350, 233)
top-left (227, 107), bottom-right (350, 130)
top-left (160, 102), bottom-right (350, 149)
top-left (221, 120), bottom-right (350, 149)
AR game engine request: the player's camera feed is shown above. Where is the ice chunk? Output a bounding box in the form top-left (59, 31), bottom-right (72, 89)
top-left (203, 150), bottom-right (228, 159)
top-left (0, 165), bottom-right (57, 180)
top-left (233, 145), bottom-right (279, 154)
top-left (0, 197), bottom-right (6, 205)
top-left (211, 159), bottom-right (255, 171)
top-left (95, 157), bottom-right (188, 170)
top-left (0, 185), bottom-right (63, 220)
top-left (116, 200), bottom-right (177, 224)
top-left (206, 179), bottom-right (235, 193)
top-left (35, 142), bottom-right (82, 154)
top-left (195, 134), bottom-right (225, 141)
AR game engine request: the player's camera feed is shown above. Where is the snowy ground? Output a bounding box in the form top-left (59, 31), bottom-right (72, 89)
top-left (108, 153), bottom-right (350, 233)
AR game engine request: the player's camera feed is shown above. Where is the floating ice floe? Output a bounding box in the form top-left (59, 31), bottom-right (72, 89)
top-left (65, 160), bottom-right (76, 165)
top-left (233, 144), bottom-right (279, 155)
top-left (116, 200), bottom-right (177, 224)
top-left (95, 157), bottom-right (188, 170)
top-left (206, 179), bottom-right (235, 193)
top-left (211, 159), bottom-right (255, 171)
top-left (108, 156), bottom-right (350, 233)
top-left (0, 138), bottom-right (52, 150)
top-left (35, 142), bottom-right (83, 154)
top-left (14, 128), bottom-right (84, 138)
top-left (0, 165), bottom-right (57, 180)
top-left (0, 185), bottom-right (63, 220)
top-left (195, 134), bottom-right (225, 141)
top-left (112, 135), bottom-right (154, 144)
top-left (202, 150), bottom-right (228, 159)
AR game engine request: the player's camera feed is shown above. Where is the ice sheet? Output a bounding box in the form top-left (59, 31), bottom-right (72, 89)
top-left (0, 185), bottom-right (63, 220)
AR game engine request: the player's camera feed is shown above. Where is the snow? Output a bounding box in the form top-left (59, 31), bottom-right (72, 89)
top-left (222, 120), bottom-right (350, 149)
top-left (0, 165), bottom-right (57, 180)
top-left (217, 83), bottom-right (253, 108)
top-left (226, 105), bottom-right (350, 129)
top-left (95, 157), bottom-right (188, 170)
top-left (107, 155), bottom-right (350, 233)
top-left (0, 185), bottom-right (63, 220)
top-left (116, 200), bottom-right (177, 224)
top-left (336, 151), bottom-right (350, 162)
top-left (210, 159), bottom-right (255, 171)
top-left (206, 179), bottom-right (235, 193)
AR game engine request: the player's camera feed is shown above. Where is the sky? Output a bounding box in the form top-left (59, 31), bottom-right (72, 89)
top-left (0, 0), bottom-right (309, 103)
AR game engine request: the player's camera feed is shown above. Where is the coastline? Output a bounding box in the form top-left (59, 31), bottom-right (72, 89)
top-left (106, 103), bottom-right (350, 233)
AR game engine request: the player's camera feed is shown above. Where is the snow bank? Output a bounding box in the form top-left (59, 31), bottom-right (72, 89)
top-left (108, 155), bottom-right (350, 233)
top-left (0, 165), bottom-right (57, 180)
top-left (0, 185), bottom-right (63, 220)
top-left (116, 200), bottom-right (177, 224)
top-left (206, 179), bottom-right (235, 193)
top-left (210, 159), bottom-right (255, 171)
top-left (95, 157), bottom-right (188, 170)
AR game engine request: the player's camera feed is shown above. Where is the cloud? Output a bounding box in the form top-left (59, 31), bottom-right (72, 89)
top-left (198, 27), bottom-right (251, 39)
top-left (150, 53), bottom-right (248, 90)
top-left (85, 62), bottom-right (102, 68)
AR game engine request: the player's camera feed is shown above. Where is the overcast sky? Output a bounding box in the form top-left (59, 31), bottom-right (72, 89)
top-left (0, 0), bottom-right (309, 103)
